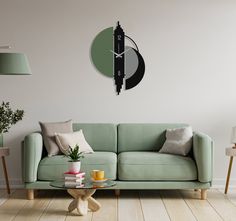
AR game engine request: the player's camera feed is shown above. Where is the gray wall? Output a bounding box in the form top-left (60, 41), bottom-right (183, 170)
top-left (0, 0), bottom-right (236, 186)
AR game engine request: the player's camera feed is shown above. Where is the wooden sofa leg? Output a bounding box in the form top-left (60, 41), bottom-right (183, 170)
top-left (27, 189), bottom-right (34, 200)
top-left (201, 189), bottom-right (207, 200)
top-left (115, 189), bottom-right (120, 196)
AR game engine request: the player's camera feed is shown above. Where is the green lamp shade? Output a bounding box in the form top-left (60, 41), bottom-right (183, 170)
top-left (0, 53), bottom-right (31, 75)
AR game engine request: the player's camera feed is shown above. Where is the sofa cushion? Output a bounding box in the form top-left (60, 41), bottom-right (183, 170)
top-left (38, 152), bottom-right (117, 181)
top-left (118, 124), bottom-right (188, 153)
top-left (118, 151), bottom-right (197, 181)
top-left (73, 123), bottom-right (117, 152)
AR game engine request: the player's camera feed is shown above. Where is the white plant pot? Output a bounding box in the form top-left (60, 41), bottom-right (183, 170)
top-left (68, 161), bottom-right (81, 173)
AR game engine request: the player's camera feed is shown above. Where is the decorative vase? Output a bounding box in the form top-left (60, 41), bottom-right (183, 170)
top-left (68, 161), bottom-right (81, 173)
top-left (0, 133), bottom-right (3, 147)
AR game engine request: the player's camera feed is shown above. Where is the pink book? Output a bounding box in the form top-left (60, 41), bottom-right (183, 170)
top-left (64, 171), bottom-right (85, 178)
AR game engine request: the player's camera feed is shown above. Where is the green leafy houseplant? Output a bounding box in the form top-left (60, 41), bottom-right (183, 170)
top-left (66, 144), bottom-right (84, 162)
top-left (0, 101), bottom-right (24, 134)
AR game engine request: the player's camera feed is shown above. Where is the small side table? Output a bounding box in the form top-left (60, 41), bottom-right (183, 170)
top-left (0, 147), bottom-right (10, 194)
top-left (225, 147), bottom-right (236, 194)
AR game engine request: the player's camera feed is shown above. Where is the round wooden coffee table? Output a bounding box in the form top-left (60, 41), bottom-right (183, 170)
top-left (50, 180), bottom-right (116, 216)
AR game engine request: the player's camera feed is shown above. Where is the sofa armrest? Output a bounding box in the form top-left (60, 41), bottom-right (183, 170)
top-left (193, 132), bottom-right (213, 183)
top-left (22, 133), bottom-right (43, 183)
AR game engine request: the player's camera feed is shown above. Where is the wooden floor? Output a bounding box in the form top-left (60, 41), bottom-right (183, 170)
top-left (0, 189), bottom-right (236, 221)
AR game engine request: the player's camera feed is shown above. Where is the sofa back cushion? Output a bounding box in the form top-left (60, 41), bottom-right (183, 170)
top-left (73, 123), bottom-right (117, 153)
top-left (118, 124), bottom-right (188, 153)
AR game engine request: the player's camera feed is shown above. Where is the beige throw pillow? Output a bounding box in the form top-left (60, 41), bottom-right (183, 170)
top-left (39, 120), bottom-right (73, 156)
top-left (159, 126), bottom-right (193, 156)
top-left (55, 130), bottom-right (94, 155)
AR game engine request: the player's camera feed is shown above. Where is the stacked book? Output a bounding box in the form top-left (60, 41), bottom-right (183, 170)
top-left (64, 171), bottom-right (85, 188)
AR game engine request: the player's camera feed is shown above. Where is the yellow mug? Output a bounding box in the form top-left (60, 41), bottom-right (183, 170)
top-left (91, 170), bottom-right (105, 180)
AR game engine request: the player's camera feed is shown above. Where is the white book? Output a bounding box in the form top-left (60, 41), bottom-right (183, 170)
top-left (65, 177), bottom-right (85, 182)
top-left (64, 180), bottom-right (83, 185)
top-left (65, 180), bottom-right (83, 185)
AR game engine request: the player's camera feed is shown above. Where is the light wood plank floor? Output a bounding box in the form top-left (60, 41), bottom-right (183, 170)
top-left (0, 189), bottom-right (235, 221)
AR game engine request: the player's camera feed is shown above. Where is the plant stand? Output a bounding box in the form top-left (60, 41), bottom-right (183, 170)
top-left (225, 147), bottom-right (236, 194)
top-left (67, 189), bottom-right (101, 216)
top-left (0, 147), bottom-right (10, 194)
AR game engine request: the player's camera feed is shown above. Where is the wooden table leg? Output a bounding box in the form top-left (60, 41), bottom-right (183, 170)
top-left (67, 189), bottom-right (101, 216)
top-left (225, 156), bottom-right (234, 194)
top-left (1, 156), bottom-right (10, 194)
top-left (87, 197), bottom-right (101, 212)
top-left (68, 199), bottom-right (78, 212)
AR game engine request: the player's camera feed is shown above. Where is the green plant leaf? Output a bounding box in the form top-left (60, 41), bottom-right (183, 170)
top-left (0, 101), bottom-right (24, 133)
top-left (66, 143), bottom-right (84, 162)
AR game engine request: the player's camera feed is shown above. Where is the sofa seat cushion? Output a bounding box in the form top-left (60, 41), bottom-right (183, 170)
top-left (38, 152), bottom-right (117, 181)
top-left (118, 151), bottom-right (197, 181)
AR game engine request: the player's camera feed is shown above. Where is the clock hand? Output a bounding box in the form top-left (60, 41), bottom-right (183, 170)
top-left (110, 48), bottom-right (131, 58)
top-left (110, 50), bottom-right (122, 58)
top-left (117, 48), bottom-right (131, 57)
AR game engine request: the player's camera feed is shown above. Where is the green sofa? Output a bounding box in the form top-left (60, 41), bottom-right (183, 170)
top-left (22, 123), bottom-right (213, 200)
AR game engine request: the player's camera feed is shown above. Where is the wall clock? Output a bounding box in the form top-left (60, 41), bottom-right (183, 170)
top-left (91, 22), bottom-right (145, 95)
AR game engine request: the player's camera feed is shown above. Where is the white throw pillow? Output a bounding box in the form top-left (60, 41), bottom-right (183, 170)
top-left (159, 126), bottom-right (193, 156)
top-left (55, 130), bottom-right (94, 155)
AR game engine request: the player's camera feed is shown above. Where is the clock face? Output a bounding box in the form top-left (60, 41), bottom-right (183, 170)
top-left (91, 22), bottom-right (145, 95)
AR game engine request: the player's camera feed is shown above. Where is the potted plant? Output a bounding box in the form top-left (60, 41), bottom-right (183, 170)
top-left (0, 102), bottom-right (24, 147)
top-left (66, 144), bottom-right (84, 173)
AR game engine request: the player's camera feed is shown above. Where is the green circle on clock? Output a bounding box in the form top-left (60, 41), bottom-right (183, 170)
top-left (91, 27), bottom-right (113, 78)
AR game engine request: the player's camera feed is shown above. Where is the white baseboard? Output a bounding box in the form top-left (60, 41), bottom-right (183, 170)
top-left (212, 178), bottom-right (236, 188)
top-left (0, 178), bottom-right (235, 189)
top-left (0, 179), bottom-right (24, 189)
